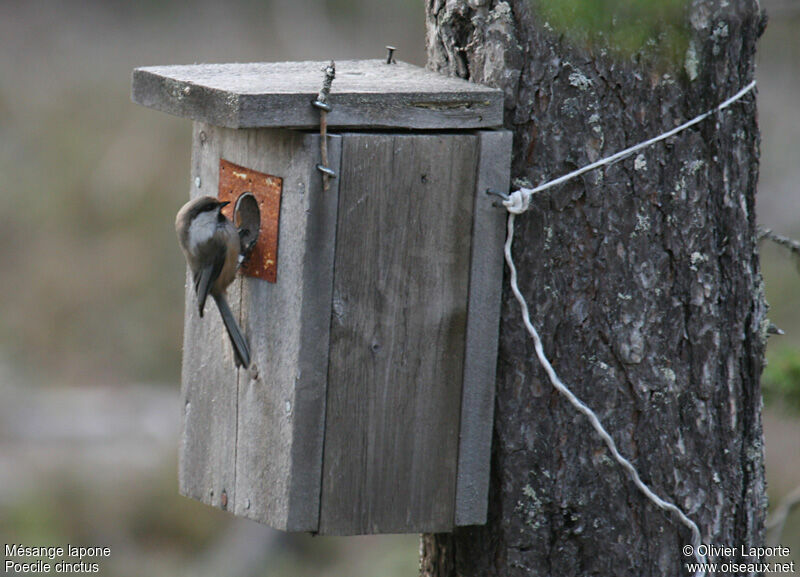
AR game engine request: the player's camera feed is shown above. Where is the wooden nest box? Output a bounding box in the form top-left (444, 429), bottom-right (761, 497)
top-left (132, 59), bottom-right (511, 535)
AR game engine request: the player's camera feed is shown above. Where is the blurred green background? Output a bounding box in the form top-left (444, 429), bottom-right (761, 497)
top-left (1, 1), bottom-right (799, 575)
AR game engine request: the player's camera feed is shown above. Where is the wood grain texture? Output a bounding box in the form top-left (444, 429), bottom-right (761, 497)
top-left (455, 130), bottom-right (512, 526)
top-left (179, 250), bottom-right (239, 512)
top-left (319, 133), bottom-right (478, 535)
top-left (178, 125), bottom-right (241, 513)
top-left (132, 60), bottom-right (503, 130)
top-left (179, 123), bottom-right (340, 531)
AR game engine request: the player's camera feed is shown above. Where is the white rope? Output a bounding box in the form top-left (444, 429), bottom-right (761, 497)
top-left (497, 81), bottom-right (758, 575)
top-left (504, 214), bottom-right (706, 573)
top-left (505, 80), bottom-right (756, 210)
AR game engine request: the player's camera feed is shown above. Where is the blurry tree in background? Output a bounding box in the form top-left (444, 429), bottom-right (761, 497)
top-left (0, 0), bottom-right (425, 386)
top-left (763, 348), bottom-right (800, 411)
top-left (0, 2), bottom-right (425, 576)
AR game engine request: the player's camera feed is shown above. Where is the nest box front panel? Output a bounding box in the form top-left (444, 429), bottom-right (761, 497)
top-left (319, 133), bottom-right (479, 535)
top-left (178, 126), bottom-right (510, 536)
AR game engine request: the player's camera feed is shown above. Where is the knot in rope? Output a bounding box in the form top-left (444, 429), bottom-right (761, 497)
top-left (502, 188), bottom-right (533, 214)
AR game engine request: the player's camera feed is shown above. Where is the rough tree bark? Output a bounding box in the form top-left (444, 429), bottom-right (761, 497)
top-left (422, 1), bottom-right (767, 575)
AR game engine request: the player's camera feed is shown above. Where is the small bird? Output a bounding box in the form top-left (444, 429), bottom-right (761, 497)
top-left (175, 195), bottom-right (251, 368)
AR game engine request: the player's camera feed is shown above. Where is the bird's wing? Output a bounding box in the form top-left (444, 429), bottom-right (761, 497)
top-left (192, 239), bottom-right (227, 317)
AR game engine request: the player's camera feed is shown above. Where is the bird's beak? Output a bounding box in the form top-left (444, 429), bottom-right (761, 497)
top-left (218, 201), bottom-right (231, 209)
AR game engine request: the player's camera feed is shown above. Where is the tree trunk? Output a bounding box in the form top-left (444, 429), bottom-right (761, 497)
top-left (422, 1), bottom-right (768, 575)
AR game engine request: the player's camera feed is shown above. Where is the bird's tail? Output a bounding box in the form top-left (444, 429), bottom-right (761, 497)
top-left (213, 293), bottom-right (251, 368)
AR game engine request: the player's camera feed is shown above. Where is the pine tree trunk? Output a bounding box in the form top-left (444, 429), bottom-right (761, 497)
top-left (422, 1), bottom-right (768, 575)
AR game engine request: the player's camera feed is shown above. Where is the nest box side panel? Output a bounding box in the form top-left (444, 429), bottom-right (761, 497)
top-left (319, 133), bottom-right (479, 535)
top-left (455, 130), bottom-right (512, 526)
top-left (180, 124), bottom-right (340, 531)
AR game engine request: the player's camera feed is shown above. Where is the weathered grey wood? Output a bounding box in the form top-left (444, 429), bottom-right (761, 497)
top-left (132, 60), bottom-right (503, 130)
top-left (178, 125), bottom-right (241, 513)
top-left (178, 258), bottom-right (239, 511)
top-left (455, 130), bottom-right (512, 527)
top-left (319, 133), bottom-right (478, 535)
top-left (180, 123), bottom-right (340, 531)
top-left (286, 133), bottom-right (341, 529)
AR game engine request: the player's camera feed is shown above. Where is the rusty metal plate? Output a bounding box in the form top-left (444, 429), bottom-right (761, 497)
top-left (218, 159), bottom-right (283, 283)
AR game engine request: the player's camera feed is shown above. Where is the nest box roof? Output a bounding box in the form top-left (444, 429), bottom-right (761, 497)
top-left (132, 59), bottom-right (504, 130)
